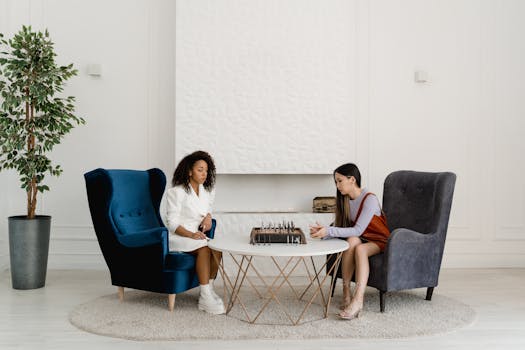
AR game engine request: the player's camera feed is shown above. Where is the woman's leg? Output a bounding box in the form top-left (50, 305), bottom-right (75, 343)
top-left (340, 242), bottom-right (380, 319)
top-left (341, 237), bottom-right (362, 307)
top-left (191, 246), bottom-right (225, 314)
top-left (352, 242), bottom-right (380, 304)
top-left (210, 250), bottom-right (222, 280)
top-left (191, 246), bottom-right (211, 285)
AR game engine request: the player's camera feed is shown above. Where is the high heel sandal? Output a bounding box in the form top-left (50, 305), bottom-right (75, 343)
top-left (338, 301), bottom-right (363, 320)
top-left (339, 282), bottom-right (363, 320)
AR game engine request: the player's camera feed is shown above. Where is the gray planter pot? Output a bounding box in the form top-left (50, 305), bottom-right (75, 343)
top-left (8, 215), bottom-right (51, 290)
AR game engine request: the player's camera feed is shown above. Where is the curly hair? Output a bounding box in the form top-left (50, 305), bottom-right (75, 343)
top-left (171, 150), bottom-right (216, 192)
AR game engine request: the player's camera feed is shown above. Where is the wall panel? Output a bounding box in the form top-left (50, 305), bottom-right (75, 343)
top-left (368, 0), bottom-right (484, 246)
top-left (485, 0), bottom-right (525, 241)
top-left (175, 0), bottom-right (357, 174)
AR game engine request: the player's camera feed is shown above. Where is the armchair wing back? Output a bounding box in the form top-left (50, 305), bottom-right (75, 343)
top-left (110, 170), bottom-right (164, 234)
top-left (379, 171), bottom-right (456, 293)
top-left (383, 170), bottom-right (455, 238)
top-left (84, 168), bottom-right (211, 311)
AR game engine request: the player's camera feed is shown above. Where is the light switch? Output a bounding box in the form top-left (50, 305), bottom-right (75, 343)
top-left (87, 64), bottom-right (102, 76)
top-left (414, 70), bottom-right (428, 83)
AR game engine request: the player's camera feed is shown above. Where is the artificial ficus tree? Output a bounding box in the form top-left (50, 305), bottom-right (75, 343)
top-left (0, 26), bottom-right (85, 219)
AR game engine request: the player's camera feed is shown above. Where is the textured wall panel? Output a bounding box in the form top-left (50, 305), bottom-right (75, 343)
top-left (175, 0), bottom-right (357, 173)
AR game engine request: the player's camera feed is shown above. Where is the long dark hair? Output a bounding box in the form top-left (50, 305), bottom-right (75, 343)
top-left (333, 163), bottom-right (361, 227)
top-left (171, 150), bottom-right (216, 192)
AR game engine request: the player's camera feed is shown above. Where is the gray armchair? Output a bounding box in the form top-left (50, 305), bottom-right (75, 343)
top-left (328, 170), bottom-right (456, 312)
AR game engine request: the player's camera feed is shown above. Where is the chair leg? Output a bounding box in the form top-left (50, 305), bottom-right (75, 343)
top-left (426, 287), bottom-right (434, 301)
top-left (168, 294), bottom-right (176, 312)
top-left (117, 287), bottom-right (124, 301)
top-left (379, 290), bottom-right (386, 313)
top-left (330, 275), bottom-right (337, 297)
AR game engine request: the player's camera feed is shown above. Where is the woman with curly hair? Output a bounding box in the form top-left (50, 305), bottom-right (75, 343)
top-left (166, 150), bottom-right (224, 314)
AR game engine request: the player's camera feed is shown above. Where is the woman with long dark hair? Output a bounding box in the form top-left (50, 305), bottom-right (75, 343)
top-left (310, 163), bottom-right (390, 320)
top-left (166, 150), bottom-right (224, 314)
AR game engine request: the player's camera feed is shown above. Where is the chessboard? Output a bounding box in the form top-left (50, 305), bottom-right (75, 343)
top-left (250, 226), bottom-right (307, 245)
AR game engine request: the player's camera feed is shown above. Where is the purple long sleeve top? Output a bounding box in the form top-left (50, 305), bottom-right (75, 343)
top-left (325, 189), bottom-right (381, 239)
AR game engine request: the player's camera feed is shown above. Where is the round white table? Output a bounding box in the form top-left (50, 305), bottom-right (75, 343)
top-left (208, 235), bottom-right (348, 325)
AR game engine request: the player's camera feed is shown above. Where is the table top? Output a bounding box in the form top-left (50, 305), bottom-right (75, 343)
top-left (208, 234), bottom-right (348, 257)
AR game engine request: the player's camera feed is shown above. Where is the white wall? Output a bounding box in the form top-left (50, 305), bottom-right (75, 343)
top-left (0, 0), bottom-right (177, 269)
top-left (366, 0), bottom-right (525, 267)
top-left (1, 0), bottom-right (524, 272)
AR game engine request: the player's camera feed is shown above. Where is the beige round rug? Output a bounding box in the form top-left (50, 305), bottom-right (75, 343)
top-left (69, 286), bottom-right (476, 341)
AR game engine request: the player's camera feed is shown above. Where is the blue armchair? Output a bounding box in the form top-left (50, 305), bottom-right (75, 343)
top-left (84, 168), bottom-right (216, 311)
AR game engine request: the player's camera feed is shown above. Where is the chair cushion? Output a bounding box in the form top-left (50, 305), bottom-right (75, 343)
top-left (165, 252), bottom-right (196, 271)
top-left (109, 170), bottom-right (161, 234)
top-left (383, 171), bottom-right (438, 233)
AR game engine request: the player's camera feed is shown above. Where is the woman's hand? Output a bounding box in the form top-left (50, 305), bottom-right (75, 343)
top-left (200, 213), bottom-right (212, 232)
top-left (191, 231), bottom-right (207, 240)
top-left (309, 223), bottom-right (327, 239)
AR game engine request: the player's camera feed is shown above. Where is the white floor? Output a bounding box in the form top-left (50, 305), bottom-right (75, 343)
top-left (1, 268), bottom-right (525, 349)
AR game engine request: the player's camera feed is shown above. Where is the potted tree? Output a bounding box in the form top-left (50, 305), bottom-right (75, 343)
top-left (0, 26), bottom-right (85, 289)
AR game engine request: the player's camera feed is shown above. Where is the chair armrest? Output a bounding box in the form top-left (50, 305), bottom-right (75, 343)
top-left (387, 228), bottom-right (440, 260)
top-left (388, 228), bottom-right (435, 246)
top-left (205, 219), bottom-right (217, 239)
top-left (118, 227), bottom-right (168, 248)
top-left (384, 228), bottom-right (443, 290)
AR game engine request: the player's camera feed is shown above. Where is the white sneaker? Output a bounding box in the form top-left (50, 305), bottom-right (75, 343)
top-left (198, 293), bottom-right (225, 315)
top-left (210, 288), bottom-right (223, 303)
top-left (208, 279), bottom-right (223, 303)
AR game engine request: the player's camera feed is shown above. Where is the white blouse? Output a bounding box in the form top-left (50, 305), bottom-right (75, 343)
top-left (165, 184), bottom-right (215, 252)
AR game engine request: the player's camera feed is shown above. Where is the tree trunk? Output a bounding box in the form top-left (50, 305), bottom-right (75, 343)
top-left (25, 94), bottom-right (36, 219)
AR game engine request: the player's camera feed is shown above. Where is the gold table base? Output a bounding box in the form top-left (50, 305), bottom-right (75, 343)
top-left (214, 251), bottom-right (343, 326)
